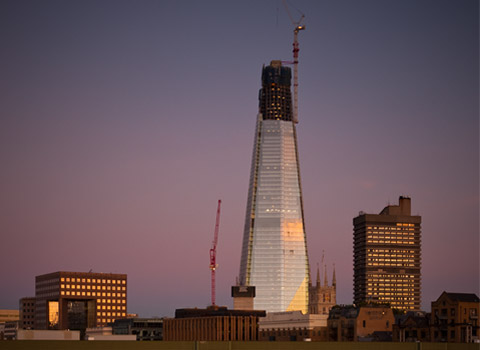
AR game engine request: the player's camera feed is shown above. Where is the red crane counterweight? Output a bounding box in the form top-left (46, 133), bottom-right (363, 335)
top-left (209, 200), bottom-right (222, 306)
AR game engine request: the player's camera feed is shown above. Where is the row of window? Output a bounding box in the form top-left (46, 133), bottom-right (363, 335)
top-left (97, 312), bottom-right (125, 317)
top-left (61, 291), bottom-right (125, 297)
top-left (60, 277), bottom-right (126, 284)
top-left (97, 299), bottom-right (126, 304)
top-left (98, 305), bottom-right (126, 310)
top-left (60, 284), bottom-right (125, 291)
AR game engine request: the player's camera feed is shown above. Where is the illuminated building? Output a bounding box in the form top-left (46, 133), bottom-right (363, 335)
top-left (239, 60), bottom-right (310, 313)
top-left (34, 271), bottom-right (127, 331)
top-left (353, 196), bottom-right (421, 310)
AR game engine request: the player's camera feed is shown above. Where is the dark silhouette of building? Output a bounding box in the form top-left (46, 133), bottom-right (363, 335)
top-left (393, 311), bottom-right (431, 342)
top-left (112, 318), bottom-right (163, 341)
top-left (353, 196), bottom-right (421, 311)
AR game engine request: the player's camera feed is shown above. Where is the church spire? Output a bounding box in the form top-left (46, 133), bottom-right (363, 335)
top-left (324, 264), bottom-right (328, 287)
top-left (316, 263), bottom-right (321, 287)
top-left (332, 263), bottom-right (336, 287)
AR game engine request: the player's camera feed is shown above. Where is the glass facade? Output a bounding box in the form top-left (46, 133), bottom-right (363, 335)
top-left (239, 61), bottom-right (309, 313)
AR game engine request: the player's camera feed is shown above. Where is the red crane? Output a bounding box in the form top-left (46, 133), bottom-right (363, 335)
top-left (209, 199), bottom-right (222, 306)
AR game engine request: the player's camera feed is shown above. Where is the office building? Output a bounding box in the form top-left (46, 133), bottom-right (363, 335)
top-left (163, 307), bottom-right (266, 341)
top-left (353, 196), bottom-right (421, 310)
top-left (19, 297), bottom-right (36, 329)
top-left (239, 60), bottom-right (310, 313)
top-left (34, 271), bottom-right (127, 331)
top-left (112, 318), bottom-right (164, 341)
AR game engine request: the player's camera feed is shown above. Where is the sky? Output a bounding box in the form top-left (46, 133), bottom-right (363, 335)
top-left (1, 0), bottom-right (478, 317)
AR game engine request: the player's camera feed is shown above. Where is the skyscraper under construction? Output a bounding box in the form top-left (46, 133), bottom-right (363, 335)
top-left (239, 60), bottom-right (310, 313)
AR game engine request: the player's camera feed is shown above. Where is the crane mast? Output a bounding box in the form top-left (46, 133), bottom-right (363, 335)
top-left (283, 0), bottom-right (305, 124)
top-left (209, 199), bottom-right (222, 306)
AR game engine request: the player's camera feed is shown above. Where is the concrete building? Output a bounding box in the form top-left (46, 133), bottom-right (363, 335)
top-left (112, 318), bottom-right (163, 341)
top-left (259, 310), bottom-right (328, 341)
top-left (309, 264), bottom-right (336, 315)
top-left (353, 196), bottom-right (421, 311)
top-left (16, 329), bottom-right (80, 340)
top-left (239, 60), bottom-right (310, 313)
top-left (430, 292), bottom-right (480, 342)
top-left (327, 305), bottom-right (394, 342)
top-left (19, 297), bottom-right (36, 329)
top-left (33, 271), bottom-right (127, 332)
top-left (232, 285), bottom-right (255, 310)
top-left (163, 306), bottom-right (265, 341)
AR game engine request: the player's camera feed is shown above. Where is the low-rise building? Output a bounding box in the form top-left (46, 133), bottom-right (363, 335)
top-left (393, 311), bottom-right (431, 342)
top-left (112, 318), bottom-right (163, 341)
top-left (259, 310), bottom-right (328, 341)
top-left (164, 306), bottom-right (265, 341)
top-left (327, 305), bottom-right (394, 341)
top-left (430, 292), bottom-right (480, 343)
top-left (0, 309), bottom-right (20, 322)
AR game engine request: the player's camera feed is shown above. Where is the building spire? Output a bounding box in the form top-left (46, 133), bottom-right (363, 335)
top-left (316, 263), bottom-right (320, 287)
top-left (332, 263), bottom-right (336, 287)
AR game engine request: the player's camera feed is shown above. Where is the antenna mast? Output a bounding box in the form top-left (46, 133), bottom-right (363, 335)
top-left (283, 0), bottom-right (305, 124)
top-left (209, 199), bottom-right (222, 306)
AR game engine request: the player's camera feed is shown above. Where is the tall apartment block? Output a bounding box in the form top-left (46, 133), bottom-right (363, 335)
top-left (239, 60), bottom-right (310, 313)
top-left (34, 271), bottom-right (127, 331)
top-left (353, 196), bottom-right (421, 310)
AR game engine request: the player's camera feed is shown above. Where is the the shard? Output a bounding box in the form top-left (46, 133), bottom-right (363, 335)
top-left (239, 60), bottom-right (310, 313)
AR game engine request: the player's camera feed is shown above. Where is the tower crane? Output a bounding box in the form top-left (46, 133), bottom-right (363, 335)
top-left (283, 0), bottom-right (305, 124)
top-left (209, 199), bottom-right (222, 306)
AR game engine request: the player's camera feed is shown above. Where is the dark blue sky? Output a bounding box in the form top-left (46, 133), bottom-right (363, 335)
top-left (1, 0), bottom-right (478, 317)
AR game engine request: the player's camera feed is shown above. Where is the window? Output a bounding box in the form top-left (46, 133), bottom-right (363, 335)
top-left (363, 320), bottom-right (366, 328)
top-left (451, 309), bottom-right (455, 316)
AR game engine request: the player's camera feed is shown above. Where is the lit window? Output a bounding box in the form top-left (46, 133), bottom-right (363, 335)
top-left (107, 306), bottom-right (111, 310)
top-left (102, 279), bottom-right (106, 283)
top-left (66, 291), bottom-right (71, 295)
top-left (87, 292), bottom-right (91, 296)
top-left (61, 278), bottom-right (65, 282)
top-left (122, 312), bottom-right (126, 316)
top-left (102, 286), bottom-right (106, 290)
top-left (112, 287), bottom-right (116, 291)
top-left (61, 284), bottom-right (65, 289)
top-left (92, 279), bottom-right (96, 283)
top-left (122, 281), bottom-right (126, 285)
top-left (61, 291), bottom-right (65, 296)
top-left (107, 312), bottom-right (111, 316)
top-left (107, 280), bottom-right (111, 283)
top-left (102, 293), bottom-right (106, 297)
top-left (72, 292), bottom-right (76, 296)
top-left (82, 292), bottom-right (85, 296)
top-left (87, 286), bottom-right (91, 290)
top-left (82, 279), bottom-right (85, 283)
top-left (102, 299), bottom-right (106, 303)
top-left (102, 306), bottom-right (106, 310)
top-left (97, 299), bottom-right (101, 303)
top-left (87, 279), bottom-right (91, 283)
top-left (107, 293), bottom-right (111, 297)
top-left (92, 292), bottom-right (96, 296)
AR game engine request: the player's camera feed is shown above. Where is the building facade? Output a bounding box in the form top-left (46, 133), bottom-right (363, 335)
top-left (309, 265), bottom-right (336, 315)
top-left (259, 310), bottom-right (328, 341)
top-left (19, 297), bottom-right (36, 329)
top-left (327, 305), bottom-right (394, 342)
top-left (430, 292), bottom-right (480, 342)
top-left (164, 307), bottom-right (265, 341)
top-left (112, 318), bottom-right (163, 341)
top-left (353, 196), bottom-right (421, 310)
top-left (34, 271), bottom-right (127, 331)
top-left (239, 60), bottom-right (310, 313)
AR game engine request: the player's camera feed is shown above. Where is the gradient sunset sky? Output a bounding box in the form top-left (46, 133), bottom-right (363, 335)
top-left (1, 0), bottom-right (478, 317)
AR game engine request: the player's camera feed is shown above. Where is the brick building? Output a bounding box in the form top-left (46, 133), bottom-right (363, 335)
top-left (164, 306), bottom-right (265, 341)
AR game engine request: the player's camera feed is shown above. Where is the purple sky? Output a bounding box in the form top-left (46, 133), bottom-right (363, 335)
top-left (1, 0), bottom-right (478, 317)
